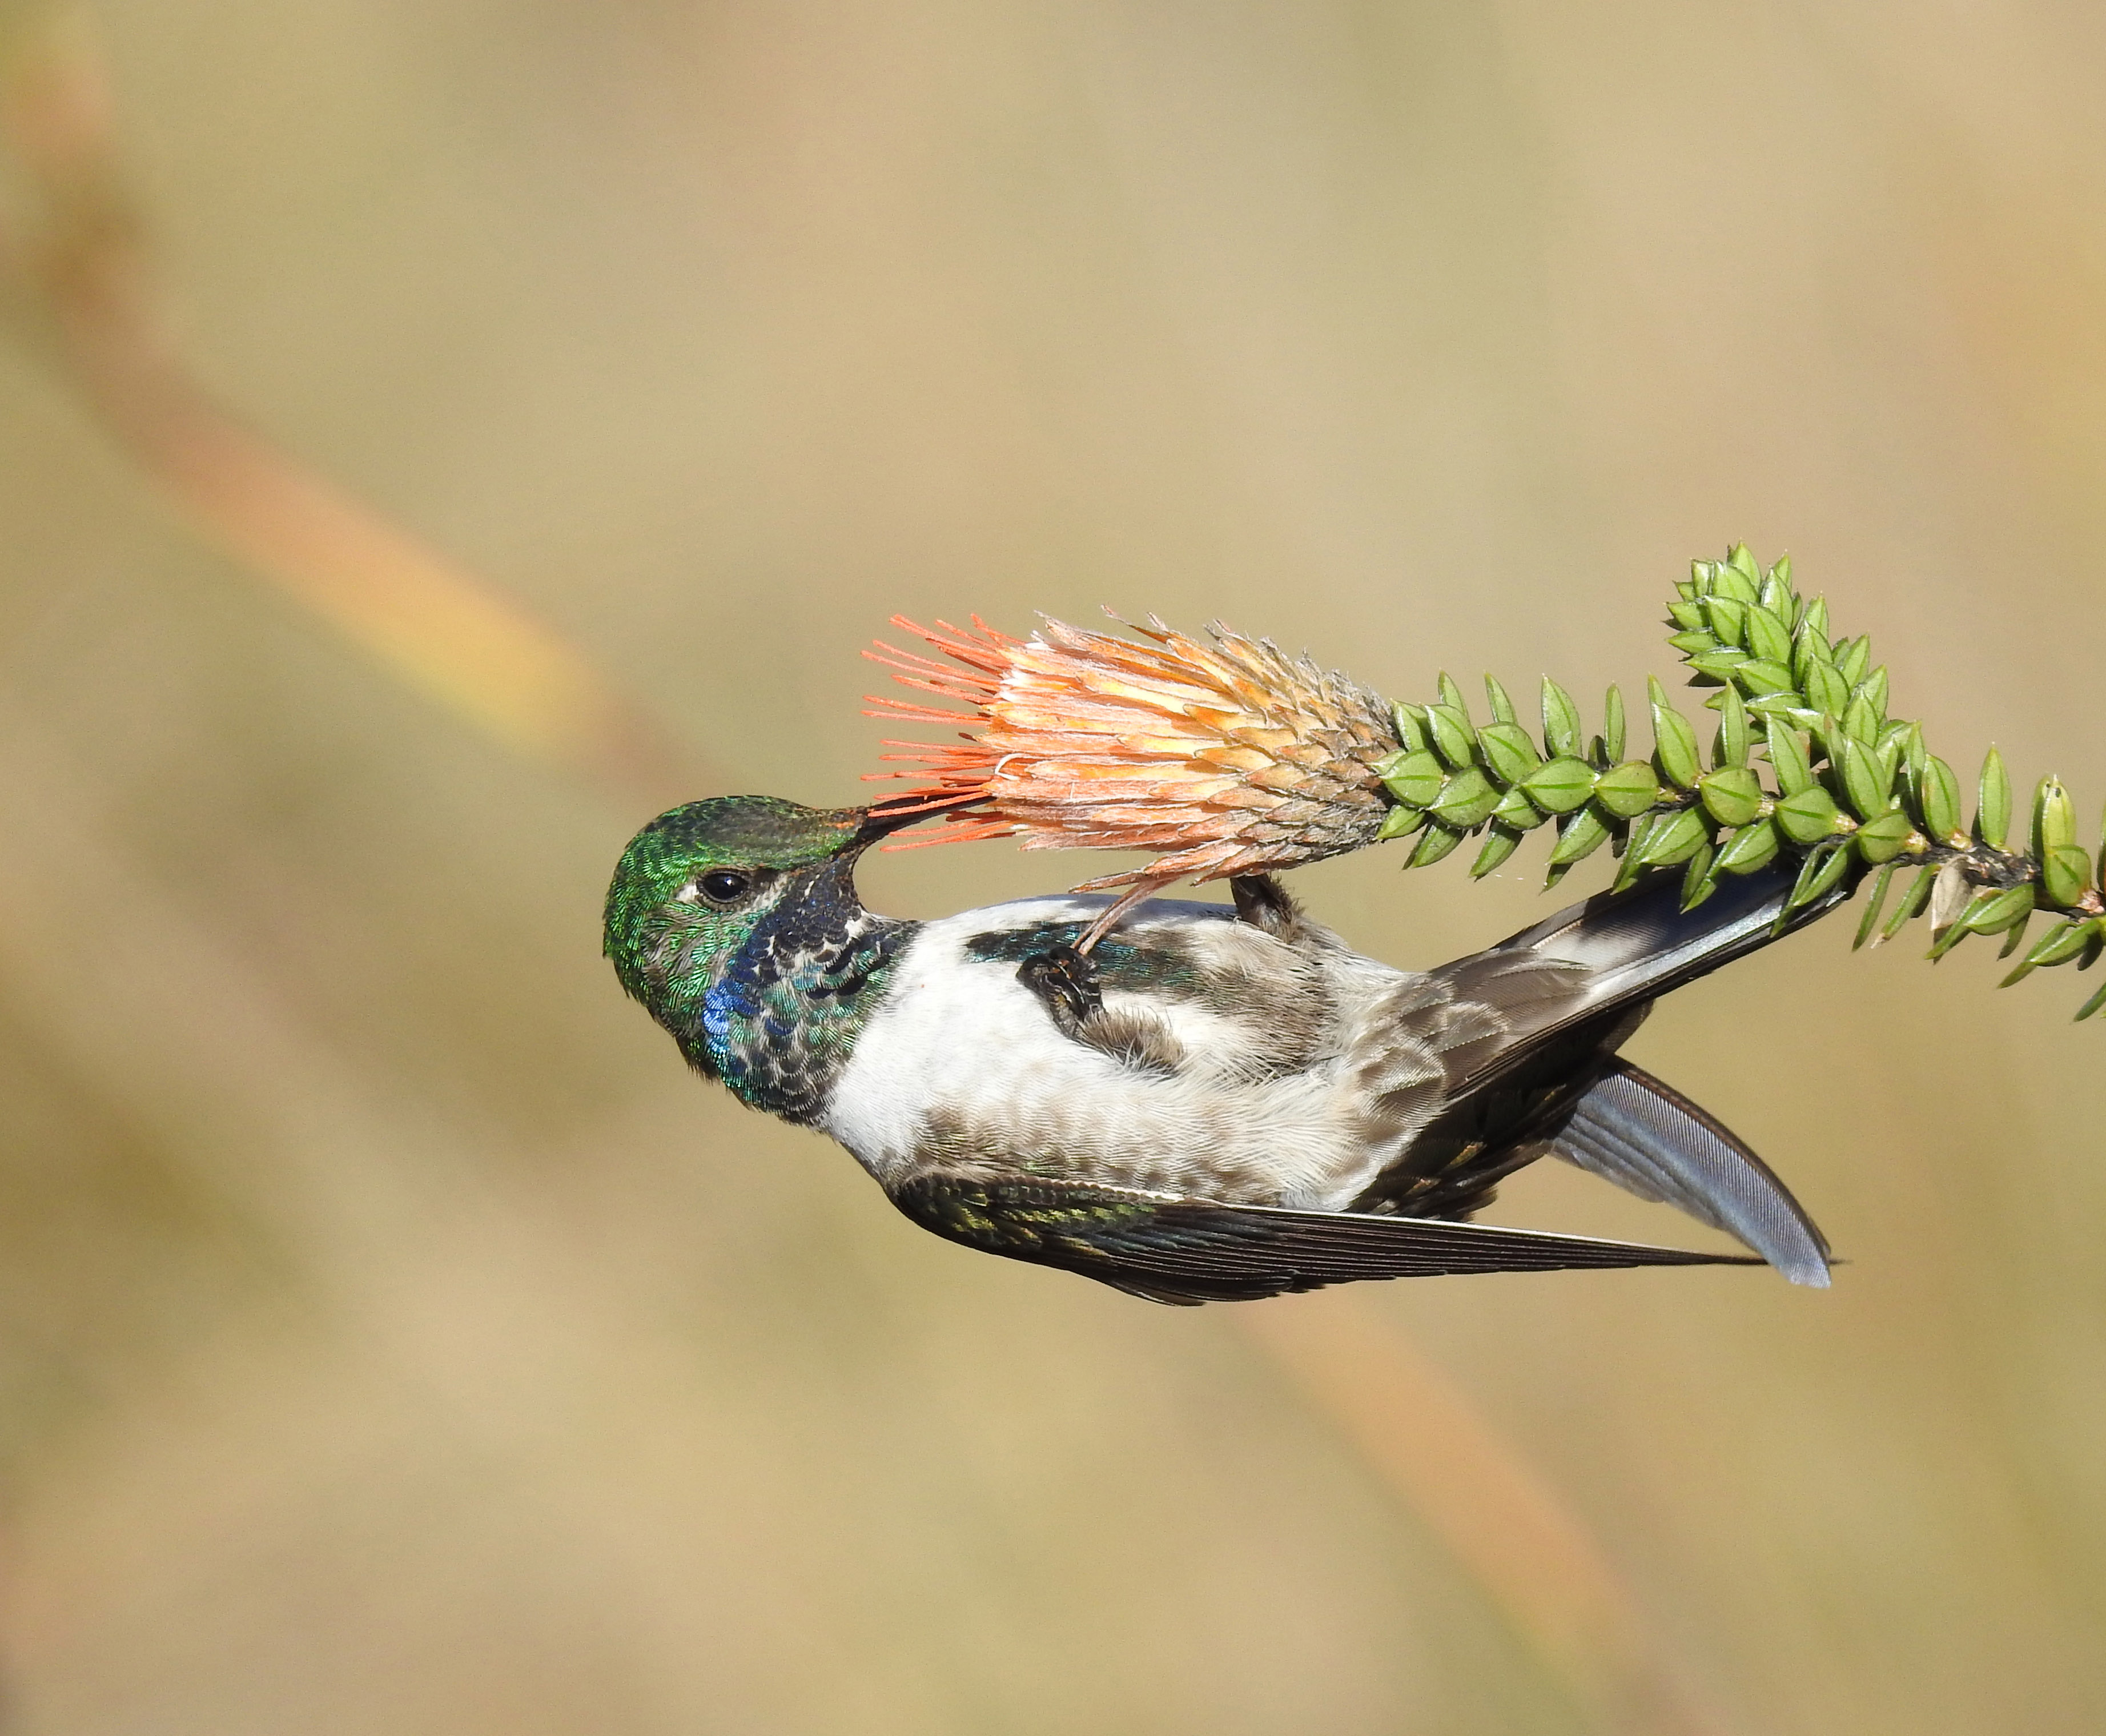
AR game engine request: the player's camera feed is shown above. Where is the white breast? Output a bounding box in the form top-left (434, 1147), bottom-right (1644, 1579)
top-left (821, 895), bottom-right (1424, 1208)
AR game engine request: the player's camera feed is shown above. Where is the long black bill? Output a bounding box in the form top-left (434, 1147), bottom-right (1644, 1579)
top-left (854, 802), bottom-right (941, 843)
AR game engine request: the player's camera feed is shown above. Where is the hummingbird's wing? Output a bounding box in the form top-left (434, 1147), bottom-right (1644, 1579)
top-left (1546, 1059), bottom-right (1832, 1288)
top-left (887, 1172), bottom-right (1758, 1307)
top-left (1352, 858), bottom-right (1847, 1279)
top-left (1425, 855), bottom-right (1851, 1100)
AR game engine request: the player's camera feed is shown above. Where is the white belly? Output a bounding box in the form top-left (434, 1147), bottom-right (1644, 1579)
top-left (821, 896), bottom-right (1409, 1208)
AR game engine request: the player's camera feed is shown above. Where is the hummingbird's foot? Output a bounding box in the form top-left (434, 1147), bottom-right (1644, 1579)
top-left (1016, 942), bottom-right (1103, 1035)
top-left (1074, 878), bottom-right (1169, 954)
top-left (1230, 873), bottom-right (1305, 942)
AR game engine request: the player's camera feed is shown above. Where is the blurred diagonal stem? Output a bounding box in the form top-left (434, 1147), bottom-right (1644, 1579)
top-left (0, 2), bottom-right (704, 799)
top-left (0, 9), bottom-right (1723, 1733)
top-left (1245, 1296), bottom-right (1726, 1736)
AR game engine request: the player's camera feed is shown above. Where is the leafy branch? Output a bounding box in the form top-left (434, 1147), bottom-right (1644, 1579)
top-left (1370, 546), bottom-right (2106, 1020)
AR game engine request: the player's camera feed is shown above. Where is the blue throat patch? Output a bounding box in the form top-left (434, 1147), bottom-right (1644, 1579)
top-left (690, 863), bottom-right (916, 1123)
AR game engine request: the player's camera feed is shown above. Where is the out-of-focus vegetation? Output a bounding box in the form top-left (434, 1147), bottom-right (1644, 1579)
top-left (0, 2), bottom-right (2103, 1733)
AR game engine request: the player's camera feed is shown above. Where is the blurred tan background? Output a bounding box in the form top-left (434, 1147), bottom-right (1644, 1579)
top-left (0, 1), bottom-right (2103, 1731)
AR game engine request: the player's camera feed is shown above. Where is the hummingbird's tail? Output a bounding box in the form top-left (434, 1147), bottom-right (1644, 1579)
top-left (1381, 858), bottom-right (1851, 1284)
top-left (1546, 1058), bottom-right (1832, 1286)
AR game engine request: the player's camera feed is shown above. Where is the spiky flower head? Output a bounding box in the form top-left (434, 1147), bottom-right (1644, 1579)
top-left (862, 614), bottom-right (1401, 889)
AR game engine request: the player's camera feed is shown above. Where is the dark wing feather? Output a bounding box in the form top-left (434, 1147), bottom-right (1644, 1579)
top-left (1425, 857), bottom-right (1852, 1100)
top-left (1549, 1060), bottom-right (1832, 1287)
top-left (1352, 859), bottom-right (1849, 1268)
top-left (889, 1172), bottom-right (1758, 1307)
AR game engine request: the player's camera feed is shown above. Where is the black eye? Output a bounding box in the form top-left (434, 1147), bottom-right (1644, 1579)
top-left (697, 870), bottom-right (753, 905)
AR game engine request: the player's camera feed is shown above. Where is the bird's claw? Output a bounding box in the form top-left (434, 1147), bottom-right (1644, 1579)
top-left (1017, 942), bottom-right (1103, 1035)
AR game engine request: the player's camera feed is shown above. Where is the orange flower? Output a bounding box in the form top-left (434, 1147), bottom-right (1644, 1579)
top-left (862, 614), bottom-right (1401, 897)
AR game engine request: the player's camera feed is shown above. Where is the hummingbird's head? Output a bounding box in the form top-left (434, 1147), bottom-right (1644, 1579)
top-left (604, 795), bottom-right (901, 1013)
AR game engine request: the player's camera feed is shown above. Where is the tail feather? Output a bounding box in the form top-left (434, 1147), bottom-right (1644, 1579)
top-left (1551, 1060), bottom-right (1832, 1287)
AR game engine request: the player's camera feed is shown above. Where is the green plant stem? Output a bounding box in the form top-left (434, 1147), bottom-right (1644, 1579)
top-left (1369, 546), bottom-right (2106, 1017)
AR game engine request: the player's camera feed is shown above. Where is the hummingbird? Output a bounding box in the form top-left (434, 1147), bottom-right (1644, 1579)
top-left (604, 795), bottom-right (1838, 1305)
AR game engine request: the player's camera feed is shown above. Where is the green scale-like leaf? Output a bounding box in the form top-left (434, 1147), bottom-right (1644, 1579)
top-left (1978, 749), bottom-right (2011, 850)
top-left (1855, 863), bottom-right (1898, 950)
top-left (2006, 917), bottom-right (2104, 979)
top-left (1699, 766), bottom-right (1764, 828)
top-left (1714, 686), bottom-right (1751, 770)
top-left (1483, 674), bottom-right (1518, 726)
top-left (1470, 829), bottom-right (1522, 878)
top-left (2043, 845), bottom-right (2093, 909)
top-left (1883, 865), bottom-right (1936, 942)
top-left (1681, 841), bottom-right (1719, 910)
top-left (1688, 650), bottom-right (1749, 684)
top-left (1477, 721), bottom-right (1542, 786)
top-left (1491, 785), bottom-right (1545, 831)
top-left (1841, 692), bottom-right (1880, 749)
top-left (1521, 757), bottom-right (1597, 814)
top-left (1540, 679), bottom-right (1583, 759)
top-left (1917, 756), bottom-right (1962, 841)
top-left (1428, 703), bottom-right (1477, 770)
top-left (1743, 603), bottom-right (1794, 666)
top-left (1649, 678), bottom-right (1702, 790)
top-left (1804, 661), bottom-right (1850, 717)
top-left (1836, 737), bottom-right (1888, 821)
top-left (1409, 823), bottom-right (1466, 868)
top-left (2035, 776), bottom-right (2077, 855)
top-left (1784, 843), bottom-right (1851, 916)
top-left (1963, 885), bottom-right (2035, 938)
top-left (1548, 808), bottom-right (1613, 867)
top-left (1595, 762), bottom-right (1663, 819)
top-left (1635, 807), bottom-right (1710, 869)
top-left (1734, 658), bottom-right (1798, 700)
top-left (1382, 750), bottom-right (1446, 810)
top-left (1854, 810), bottom-right (1916, 865)
top-left (1775, 785), bottom-right (1839, 845)
top-left (1715, 818), bottom-right (1780, 877)
top-left (1766, 720), bottom-right (1813, 796)
top-left (1430, 768), bottom-right (1501, 831)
